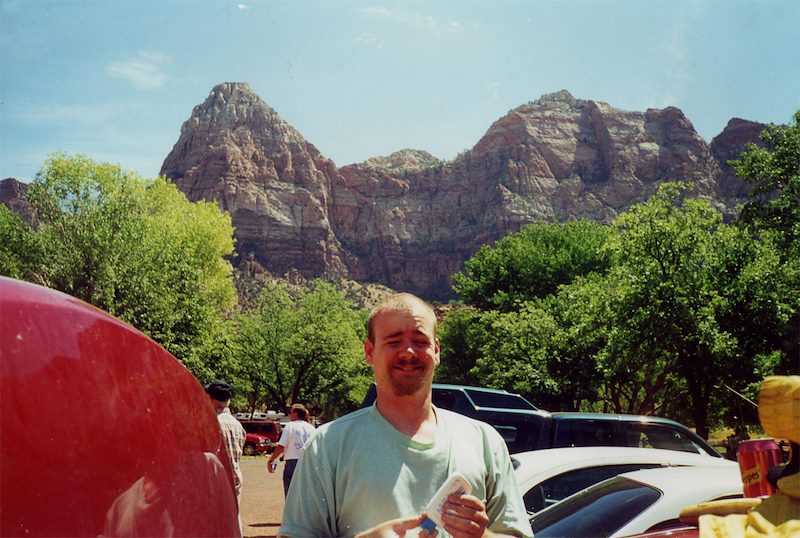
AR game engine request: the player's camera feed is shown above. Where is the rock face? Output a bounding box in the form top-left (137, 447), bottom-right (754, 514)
top-left (160, 82), bottom-right (349, 278)
top-left (0, 178), bottom-right (33, 224)
top-left (160, 83), bottom-right (765, 300)
top-left (711, 118), bottom-right (767, 199)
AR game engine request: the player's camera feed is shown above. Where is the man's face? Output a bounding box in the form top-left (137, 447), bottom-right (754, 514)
top-left (365, 305), bottom-right (440, 398)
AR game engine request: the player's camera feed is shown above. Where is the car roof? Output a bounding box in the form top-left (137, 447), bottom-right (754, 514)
top-left (513, 446), bottom-right (736, 490)
top-left (612, 466), bottom-right (742, 537)
top-left (433, 383), bottom-right (515, 394)
top-left (0, 277), bottom-right (240, 536)
top-left (616, 464), bottom-right (742, 492)
top-left (533, 465), bottom-right (742, 538)
top-left (550, 412), bottom-right (688, 426)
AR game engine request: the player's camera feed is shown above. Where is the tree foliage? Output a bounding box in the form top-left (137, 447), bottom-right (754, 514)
top-left (231, 280), bottom-right (369, 420)
top-left (1, 153), bottom-right (237, 368)
top-left (452, 220), bottom-right (611, 311)
top-left (444, 180), bottom-right (793, 437)
top-left (731, 111), bottom-right (800, 372)
top-left (732, 110), bottom-right (800, 256)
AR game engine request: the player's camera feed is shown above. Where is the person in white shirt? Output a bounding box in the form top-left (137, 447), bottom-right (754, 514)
top-left (267, 403), bottom-right (316, 495)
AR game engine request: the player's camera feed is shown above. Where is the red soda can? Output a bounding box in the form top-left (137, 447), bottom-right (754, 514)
top-left (737, 438), bottom-right (782, 497)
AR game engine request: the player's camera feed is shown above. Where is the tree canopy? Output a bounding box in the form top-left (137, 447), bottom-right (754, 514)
top-left (444, 180), bottom-right (794, 437)
top-left (1, 153), bottom-right (237, 367)
top-left (230, 280), bottom-right (369, 420)
top-left (452, 220), bottom-right (611, 311)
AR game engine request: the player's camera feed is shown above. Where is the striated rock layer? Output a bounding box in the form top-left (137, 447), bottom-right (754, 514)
top-left (160, 83), bottom-right (763, 300)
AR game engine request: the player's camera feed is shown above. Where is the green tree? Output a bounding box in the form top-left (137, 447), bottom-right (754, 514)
top-left (546, 276), bottom-right (611, 411)
top-left (471, 304), bottom-right (560, 406)
top-left (731, 110), bottom-right (800, 256)
top-left (232, 280), bottom-right (369, 420)
top-left (437, 307), bottom-right (487, 387)
top-left (0, 206), bottom-right (42, 281)
top-left (603, 182), bottom-right (782, 436)
top-left (730, 111), bottom-right (800, 372)
top-left (452, 220), bottom-right (611, 311)
top-left (10, 153), bottom-right (237, 367)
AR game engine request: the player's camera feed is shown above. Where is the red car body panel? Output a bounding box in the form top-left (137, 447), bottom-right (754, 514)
top-left (0, 277), bottom-right (241, 537)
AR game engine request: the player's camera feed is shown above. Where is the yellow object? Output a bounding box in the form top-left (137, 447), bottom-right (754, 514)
top-left (698, 376), bottom-right (800, 537)
top-left (758, 376), bottom-right (800, 444)
top-left (681, 499), bottom-right (762, 525)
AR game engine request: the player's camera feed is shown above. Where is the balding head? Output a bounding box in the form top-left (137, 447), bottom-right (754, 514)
top-left (367, 293), bottom-right (436, 343)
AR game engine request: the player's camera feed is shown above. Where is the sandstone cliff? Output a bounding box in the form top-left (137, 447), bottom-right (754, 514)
top-left (0, 178), bottom-right (33, 224)
top-left (160, 83), bottom-right (762, 300)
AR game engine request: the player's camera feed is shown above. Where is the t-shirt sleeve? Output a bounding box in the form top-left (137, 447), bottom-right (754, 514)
top-left (277, 423), bottom-right (290, 447)
top-left (278, 432), bottom-right (337, 537)
top-left (484, 429), bottom-right (534, 538)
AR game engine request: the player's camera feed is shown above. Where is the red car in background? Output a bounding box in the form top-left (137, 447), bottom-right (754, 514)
top-left (0, 277), bottom-right (241, 537)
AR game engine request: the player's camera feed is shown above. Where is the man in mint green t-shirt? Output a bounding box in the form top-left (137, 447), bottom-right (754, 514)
top-left (279, 293), bottom-right (532, 538)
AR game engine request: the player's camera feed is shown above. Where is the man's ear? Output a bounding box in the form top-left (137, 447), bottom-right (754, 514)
top-left (364, 338), bottom-right (374, 365)
top-left (434, 338), bottom-right (441, 366)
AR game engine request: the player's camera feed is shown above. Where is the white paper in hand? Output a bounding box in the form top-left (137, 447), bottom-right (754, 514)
top-left (420, 474), bottom-right (472, 533)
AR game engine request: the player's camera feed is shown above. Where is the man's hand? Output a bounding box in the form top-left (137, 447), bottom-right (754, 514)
top-left (355, 514), bottom-right (437, 538)
top-left (440, 493), bottom-right (490, 538)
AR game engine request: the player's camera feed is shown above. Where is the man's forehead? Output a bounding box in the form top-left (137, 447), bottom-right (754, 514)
top-left (374, 308), bottom-right (435, 335)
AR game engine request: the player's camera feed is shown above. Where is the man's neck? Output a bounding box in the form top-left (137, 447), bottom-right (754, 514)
top-left (376, 393), bottom-right (438, 443)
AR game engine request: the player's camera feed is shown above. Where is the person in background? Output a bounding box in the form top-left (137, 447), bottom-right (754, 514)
top-left (204, 380), bottom-right (246, 504)
top-left (268, 403), bottom-right (316, 496)
top-left (279, 293), bottom-right (532, 538)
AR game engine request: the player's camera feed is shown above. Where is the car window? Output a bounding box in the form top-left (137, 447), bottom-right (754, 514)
top-left (242, 422), bottom-right (276, 435)
top-left (625, 424), bottom-right (701, 454)
top-left (522, 464), bottom-right (662, 513)
top-left (531, 477), bottom-right (661, 537)
top-left (554, 420), bottom-right (615, 448)
top-left (462, 389), bottom-right (537, 410)
top-left (432, 389), bottom-right (474, 415)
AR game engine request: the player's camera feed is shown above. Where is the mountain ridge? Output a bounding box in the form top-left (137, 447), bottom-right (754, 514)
top-left (1, 82), bottom-right (767, 300)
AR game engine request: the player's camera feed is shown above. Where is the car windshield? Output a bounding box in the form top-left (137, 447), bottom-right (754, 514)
top-left (523, 463), bottom-right (663, 513)
top-left (531, 476), bottom-right (661, 537)
top-left (463, 389), bottom-right (537, 410)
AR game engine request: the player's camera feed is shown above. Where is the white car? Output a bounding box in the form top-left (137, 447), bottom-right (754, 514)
top-left (529, 465), bottom-right (743, 537)
top-left (512, 446), bottom-right (737, 514)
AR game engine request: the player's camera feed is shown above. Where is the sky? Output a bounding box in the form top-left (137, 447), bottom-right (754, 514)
top-left (2, 0), bottom-right (798, 183)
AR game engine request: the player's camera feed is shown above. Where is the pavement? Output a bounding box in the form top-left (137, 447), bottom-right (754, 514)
top-left (240, 456), bottom-right (285, 538)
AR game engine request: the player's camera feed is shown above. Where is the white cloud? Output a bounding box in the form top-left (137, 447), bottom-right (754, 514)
top-left (238, 3), bottom-right (249, 10)
top-left (655, 21), bottom-right (691, 108)
top-left (487, 81), bottom-right (501, 99)
top-left (107, 50), bottom-right (171, 90)
top-left (356, 32), bottom-right (385, 49)
top-left (359, 6), bottom-right (462, 36)
top-left (360, 7), bottom-right (391, 17)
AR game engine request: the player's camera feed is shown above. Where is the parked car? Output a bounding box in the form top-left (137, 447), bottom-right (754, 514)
top-left (546, 412), bottom-right (722, 457)
top-left (529, 465), bottom-right (743, 537)
top-left (512, 446), bottom-right (739, 514)
top-left (0, 277), bottom-right (241, 537)
top-left (243, 432), bottom-right (272, 455)
top-left (240, 420), bottom-right (282, 455)
top-left (362, 383), bottom-right (722, 458)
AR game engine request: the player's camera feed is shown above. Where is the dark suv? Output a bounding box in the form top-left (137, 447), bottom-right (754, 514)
top-left (240, 420), bottom-right (282, 455)
top-left (362, 382), bottom-right (551, 453)
top-left (362, 383), bottom-right (721, 458)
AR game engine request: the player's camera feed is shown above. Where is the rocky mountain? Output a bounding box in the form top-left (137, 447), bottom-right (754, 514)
top-left (710, 118), bottom-right (768, 199)
top-left (0, 178), bottom-right (33, 224)
top-left (1, 83), bottom-right (763, 301)
top-left (159, 83), bottom-right (764, 299)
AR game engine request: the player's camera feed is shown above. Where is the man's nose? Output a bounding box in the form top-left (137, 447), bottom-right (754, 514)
top-left (398, 341), bottom-right (415, 357)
